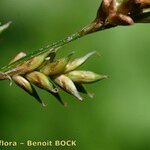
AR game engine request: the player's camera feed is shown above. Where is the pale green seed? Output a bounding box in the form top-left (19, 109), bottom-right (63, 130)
top-left (17, 50), bottom-right (52, 74)
top-left (64, 51), bottom-right (96, 73)
top-left (40, 52), bottom-right (73, 76)
top-left (9, 52), bottom-right (27, 64)
top-left (0, 22), bottom-right (11, 34)
top-left (66, 70), bottom-right (108, 83)
top-left (12, 75), bottom-right (45, 106)
top-left (26, 71), bottom-right (57, 93)
top-left (54, 74), bottom-right (83, 101)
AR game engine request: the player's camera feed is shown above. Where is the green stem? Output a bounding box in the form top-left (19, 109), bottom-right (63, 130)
top-left (0, 22), bottom-right (105, 73)
top-left (0, 32), bottom-right (81, 72)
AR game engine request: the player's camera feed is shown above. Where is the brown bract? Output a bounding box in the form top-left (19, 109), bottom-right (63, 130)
top-left (80, 0), bottom-right (150, 35)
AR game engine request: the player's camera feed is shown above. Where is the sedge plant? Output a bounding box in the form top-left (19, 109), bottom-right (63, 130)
top-left (0, 0), bottom-right (149, 106)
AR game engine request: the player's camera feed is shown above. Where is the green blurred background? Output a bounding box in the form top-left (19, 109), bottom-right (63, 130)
top-left (0, 0), bottom-right (150, 150)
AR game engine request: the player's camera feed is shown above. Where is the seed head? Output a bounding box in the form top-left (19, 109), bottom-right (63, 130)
top-left (5, 50), bottom-right (108, 106)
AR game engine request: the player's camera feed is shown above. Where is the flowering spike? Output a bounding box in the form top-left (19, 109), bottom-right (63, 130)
top-left (12, 75), bottom-right (45, 106)
top-left (54, 75), bottom-right (83, 101)
top-left (0, 0), bottom-right (149, 107)
top-left (65, 51), bottom-right (96, 73)
top-left (66, 70), bottom-right (108, 83)
top-left (9, 52), bottom-right (27, 64)
top-left (26, 71), bottom-right (58, 93)
top-left (40, 52), bottom-right (74, 76)
top-left (0, 48), bottom-right (108, 105)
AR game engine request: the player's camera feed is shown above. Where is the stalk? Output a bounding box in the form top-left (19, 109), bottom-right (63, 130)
top-left (0, 23), bottom-right (105, 73)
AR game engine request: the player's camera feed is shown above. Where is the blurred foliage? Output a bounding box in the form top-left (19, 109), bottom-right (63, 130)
top-left (0, 0), bottom-right (150, 150)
